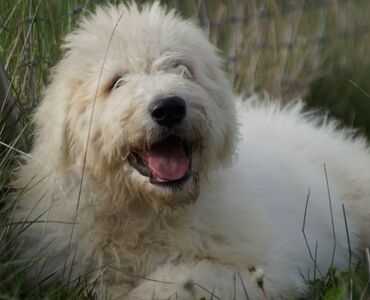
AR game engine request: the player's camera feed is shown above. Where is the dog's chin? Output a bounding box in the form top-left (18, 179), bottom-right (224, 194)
top-left (127, 135), bottom-right (193, 190)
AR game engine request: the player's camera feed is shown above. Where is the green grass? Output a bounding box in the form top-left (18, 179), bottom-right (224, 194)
top-left (1, 0), bottom-right (370, 299)
top-left (296, 264), bottom-right (370, 300)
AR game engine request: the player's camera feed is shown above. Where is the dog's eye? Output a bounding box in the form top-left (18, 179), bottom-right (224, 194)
top-left (171, 62), bottom-right (193, 80)
top-left (107, 74), bottom-right (126, 92)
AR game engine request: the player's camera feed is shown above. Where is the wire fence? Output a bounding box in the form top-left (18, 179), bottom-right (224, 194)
top-left (2, 1), bottom-right (370, 89)
top-left (1, 0), bottom-right (370, 146)
top-left (0, 1), bottom-right (345, 31)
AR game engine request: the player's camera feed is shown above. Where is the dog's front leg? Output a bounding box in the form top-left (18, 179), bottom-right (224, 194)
top-left (127, 260), bottom-right (264, 300)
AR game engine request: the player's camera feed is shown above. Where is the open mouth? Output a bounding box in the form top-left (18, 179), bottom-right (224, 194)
top-left (128, 136), bottom-right (191, 187)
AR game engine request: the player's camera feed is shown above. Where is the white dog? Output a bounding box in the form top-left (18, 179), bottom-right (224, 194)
top-left (13, 2), bottom-right (370, 299)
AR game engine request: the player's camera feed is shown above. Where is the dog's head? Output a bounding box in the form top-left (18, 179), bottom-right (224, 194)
top-left (37, 3), bottom-right (237, 213)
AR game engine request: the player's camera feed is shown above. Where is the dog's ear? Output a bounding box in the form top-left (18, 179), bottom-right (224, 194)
top-left (201, 62), bottom-right (238, 169)
top-left (214, 90), bottom-right (238, 168)
top-left (32, 60), bottom-right (82, 171)
top-left (219, 109), bottom-right (238, 167)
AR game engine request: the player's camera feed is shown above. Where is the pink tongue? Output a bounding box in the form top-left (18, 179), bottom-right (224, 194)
top-left (146, 138), bottom-right (189, 181)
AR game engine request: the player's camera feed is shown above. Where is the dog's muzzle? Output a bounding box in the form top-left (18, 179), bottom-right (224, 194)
top-left (128, 96), bottom-right (192, 188)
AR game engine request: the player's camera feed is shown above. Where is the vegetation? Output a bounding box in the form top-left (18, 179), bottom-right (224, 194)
top-left (1, 0), bottom-right (370, 298)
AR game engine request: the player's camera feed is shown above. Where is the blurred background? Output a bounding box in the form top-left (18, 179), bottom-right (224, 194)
top-left (2, 0), bottom-right (370, 150)
top-left (1, 1), bottom-right (370, 298)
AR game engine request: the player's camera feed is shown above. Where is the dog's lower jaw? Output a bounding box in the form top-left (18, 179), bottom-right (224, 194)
top-left (133, 172), bottom-right (201, 215)
top-left (89, 166), bottom-right (200, 215)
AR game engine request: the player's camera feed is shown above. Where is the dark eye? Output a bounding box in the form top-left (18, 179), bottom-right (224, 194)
top-left (107, 74), bottom-right (126, 92)
top-left (171, 61), bottom-right (193, 80)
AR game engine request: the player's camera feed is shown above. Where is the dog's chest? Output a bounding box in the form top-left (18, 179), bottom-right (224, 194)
top-left (84, 215), bottom-right (197, 282)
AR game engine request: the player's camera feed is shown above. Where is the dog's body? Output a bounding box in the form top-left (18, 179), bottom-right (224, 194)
top-left (13, 3), bottom-right (370, 299)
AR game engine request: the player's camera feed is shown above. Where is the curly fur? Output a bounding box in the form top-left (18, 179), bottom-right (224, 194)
top-left (13, 3), bottom-right (370, 299)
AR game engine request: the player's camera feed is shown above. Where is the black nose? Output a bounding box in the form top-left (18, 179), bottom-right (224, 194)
top-left (149, 96), bottom-right (186, 127)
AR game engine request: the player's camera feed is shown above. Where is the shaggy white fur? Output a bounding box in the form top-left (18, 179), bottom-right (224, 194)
top-left (13, 2), bottom-right (370, 299)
